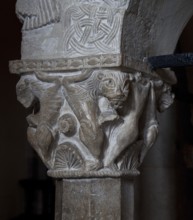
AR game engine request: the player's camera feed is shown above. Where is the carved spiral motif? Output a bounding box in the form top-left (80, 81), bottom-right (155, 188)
top-left (58, 114), bottom-right (77, 137)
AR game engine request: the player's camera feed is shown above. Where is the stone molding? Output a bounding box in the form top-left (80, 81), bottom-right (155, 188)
top-left (47, 169), bottom-right (140, 178)
top-left (9, 54), bottom-right (121, 74)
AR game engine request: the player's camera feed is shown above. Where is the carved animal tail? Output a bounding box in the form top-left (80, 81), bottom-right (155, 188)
top-left (35, 82), bottom-right (64, 163)
top-left (40, 85), bottom-right (63, 126)
top-left (61, 69), bottom-right (93, 120)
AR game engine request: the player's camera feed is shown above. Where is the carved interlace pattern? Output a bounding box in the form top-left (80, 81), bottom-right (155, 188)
top-left (63, 5), bottom-right (123, 56)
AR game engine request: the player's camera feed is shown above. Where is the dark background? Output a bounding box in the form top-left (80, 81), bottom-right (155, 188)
top-left (0, 1), bottom-right (27, 219)
top-left (0, 1), bottom-right (54, 219)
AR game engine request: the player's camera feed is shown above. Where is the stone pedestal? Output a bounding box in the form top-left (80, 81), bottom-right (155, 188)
top-left (55, 178), bottom-right (135, 220)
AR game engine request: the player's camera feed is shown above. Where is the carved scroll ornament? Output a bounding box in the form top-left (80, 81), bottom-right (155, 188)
top-left (15, 68), bottom-right (174, 178)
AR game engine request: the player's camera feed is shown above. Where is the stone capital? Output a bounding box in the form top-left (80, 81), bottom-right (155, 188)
top-left (10, 0), bottom-right (175, 179)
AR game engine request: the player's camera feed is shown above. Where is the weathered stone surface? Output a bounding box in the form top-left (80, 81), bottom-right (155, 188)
top-left (122, 0), bottom-right (193, 60)
top-left (12, 68), bottom-right (175, 177)
top-left (9, 0), bottom-right (178, 180)
top-left (16, 0), bottom-right (130, 60)
top-left (10, 0), bottom-right (193, 220)
top-left (55, 178), bottom-right (135, 220)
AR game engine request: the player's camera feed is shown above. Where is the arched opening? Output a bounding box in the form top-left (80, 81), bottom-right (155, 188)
top-left (135, 15), bottom-right (193, 220)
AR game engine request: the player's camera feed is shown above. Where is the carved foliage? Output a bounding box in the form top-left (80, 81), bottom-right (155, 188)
top-left (54, 143), bottom-right (84, 170)
top-left (16, 69), bottom-right (174, 176)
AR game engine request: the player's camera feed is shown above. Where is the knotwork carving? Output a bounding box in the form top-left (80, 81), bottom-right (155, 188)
top-left (63, 4), bottom-right (122, 56)
top-left (77, 0), bottom-right (130, 8)
top-left (16, 69), bottom-right (174, 177)
top-left (13, 0), bottom-right (132, 60)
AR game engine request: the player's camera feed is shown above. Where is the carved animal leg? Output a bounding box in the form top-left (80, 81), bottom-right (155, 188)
top-left (103, 81), bottom-right (151, 167)
top-left (35, 123), bottom-right (54, 153)
top-left (27, 127), bottom-right (53, 168)
top-left (103, 113), bottom-right (138, 167)
top-left (139, 83), bottom-right (158, 164)
top-left (79, 119), bottom-right (104, 159)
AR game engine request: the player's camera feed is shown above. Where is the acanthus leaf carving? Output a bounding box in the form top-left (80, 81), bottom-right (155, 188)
top-left (54, 143), bottom-right (85, 170)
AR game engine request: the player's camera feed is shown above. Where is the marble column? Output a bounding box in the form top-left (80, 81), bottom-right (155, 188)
top-left (10, 0), bottom-right (193, 219)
